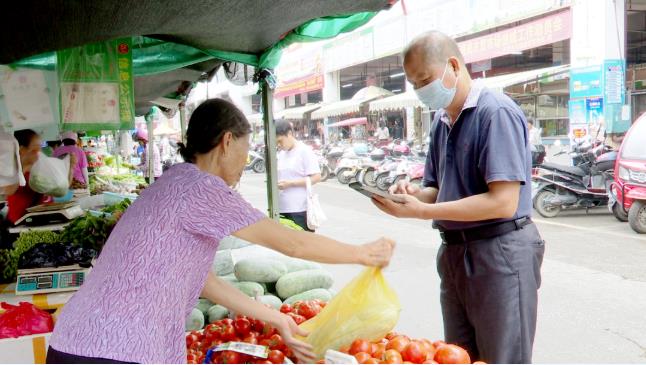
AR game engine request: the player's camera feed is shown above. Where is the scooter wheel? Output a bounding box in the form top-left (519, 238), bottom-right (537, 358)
top-left (336, 168), bottom-right (353, 184)
top-left (533, 190), bottom-right (561, 218)
top-left (252, 160), bottom-right (266, 173)
top-left (612, 202), bottom-right (629, 222)
top-left (363, 169), bottom-right (377, 187)
top-left (628, 201), bottom-right (646, 234)
top-left (320, 167), bottom-right (330, 182)
top-left (376, 173), bottom-right (391, 191)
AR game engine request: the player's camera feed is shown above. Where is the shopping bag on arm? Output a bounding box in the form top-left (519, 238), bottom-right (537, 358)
top-left (300, 267), bottom-right (401, 359)
top-left (306, 177), bottom-right (327, 230)
top-left (29, 152), bottom-right (70, 197)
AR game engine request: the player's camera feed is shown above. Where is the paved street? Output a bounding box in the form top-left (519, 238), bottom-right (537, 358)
top-left (238, 172), bottom-right (646, 363)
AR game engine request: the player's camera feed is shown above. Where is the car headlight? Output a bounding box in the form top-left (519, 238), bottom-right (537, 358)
top-left (619, 166), bottom-right (630, 181)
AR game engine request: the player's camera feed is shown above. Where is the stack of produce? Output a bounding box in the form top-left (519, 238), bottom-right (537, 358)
top-left (0, 199), bottom-right (132, 283)
top-left (335, 333), bottom-right (484, 365)
top-left (189, 256), bottom-right (335, 332)
top-left (186, 300), bottom-right (326, 364)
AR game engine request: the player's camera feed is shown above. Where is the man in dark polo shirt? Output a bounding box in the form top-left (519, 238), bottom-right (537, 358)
top-left (372, 31), bottom-right (545, 364)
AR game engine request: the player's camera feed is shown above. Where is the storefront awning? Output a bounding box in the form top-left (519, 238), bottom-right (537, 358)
top-left (275, 103), bottom-right (322, 120)
top-left (246, 113), bottom-right (264, 126)
top-left (479, 65), bottom-right (570, 92)
top-left (328, 117), bottom-right (367, 128)
top-left (369, 90), bottom-right (424, 112)
top-left (311, 86), bottom-right (393, 119)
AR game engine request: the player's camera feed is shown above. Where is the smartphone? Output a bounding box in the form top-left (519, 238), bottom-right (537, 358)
top-left (349, 182), bottom-right (406, 203)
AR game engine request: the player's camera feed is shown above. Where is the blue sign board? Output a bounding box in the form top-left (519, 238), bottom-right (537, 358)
top-left (570, 65), bottom-right (603, 99)
top-left (586, 97), bottom-right (603, 126)
top-left (603, 59), bottom-right (625, 105)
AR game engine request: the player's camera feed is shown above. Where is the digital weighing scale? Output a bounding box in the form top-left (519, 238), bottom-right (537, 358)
top-left (15, 265), bottom-right (91, 296)
top-left (13, 202), bottom-right (84, 227)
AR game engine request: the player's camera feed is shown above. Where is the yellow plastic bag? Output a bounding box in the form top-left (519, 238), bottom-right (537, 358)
top-left (300, 267), bottom-right (401, 359)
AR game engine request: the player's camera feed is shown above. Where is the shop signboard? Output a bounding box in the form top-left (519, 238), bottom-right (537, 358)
top-left (570, 65), bottom-right (603, 99)
top-left (323, 28), bottom-right (374, 73)
top-left (585, 97), bottom-right (603, 127)
top-left (275, 44), bottom-right (324, 98)
top-left (603, 59), bottom-right (625, 105)
top-left (457, 8), bottom-right (572, 64)
top-left (0, 68), bottom-right (57, 130)
top-left (568, 99), bottom-right (588, 140)
top-left (57, 38), bottom-right (134, 131)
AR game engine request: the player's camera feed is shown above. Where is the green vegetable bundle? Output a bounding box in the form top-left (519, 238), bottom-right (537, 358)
top-left (59, 213), bottom-right (116, 252)
top-left (0, 230), bottom-right (61, 283)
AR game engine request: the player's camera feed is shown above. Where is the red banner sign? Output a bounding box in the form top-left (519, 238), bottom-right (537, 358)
top-left (459, 8), bottom-right (572, 64)
top-left (274, 74), bottom-right (324, 99)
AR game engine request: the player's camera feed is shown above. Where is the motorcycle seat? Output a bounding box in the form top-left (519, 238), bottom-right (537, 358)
top-left (540, 162), bottom-right (586, 177)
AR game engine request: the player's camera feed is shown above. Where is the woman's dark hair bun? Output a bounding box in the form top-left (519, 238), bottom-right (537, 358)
top-left (180, 98), bottom-right (251, 163)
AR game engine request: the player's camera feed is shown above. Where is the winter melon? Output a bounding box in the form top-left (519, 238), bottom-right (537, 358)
top-left (207, 305), bottom-right (230, 323)
top-left (213, 249), bottom-right (234, 276)
top-left (186, 308), bottom-right (205, 331)
top-left (276, 269), bottom-right (333, 299)
top-left (281, 258), bottom-right (323, 273)
top-left (234, 259), bottom-right (287, 283)
top-left (283, 288), bottom-right (333, 305)
top-left (258, 295), bottom-right (283, 309)
top-left (196, 298), bottom-right (213, 316)
top-left (233, 281), bottom-right (265, 297)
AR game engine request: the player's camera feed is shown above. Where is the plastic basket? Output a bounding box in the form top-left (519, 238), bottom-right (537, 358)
top-left (103, 192), bottom-right (138, 206)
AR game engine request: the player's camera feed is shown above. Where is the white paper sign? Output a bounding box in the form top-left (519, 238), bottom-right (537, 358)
top-left (0, 68), bottom-right (55, 128)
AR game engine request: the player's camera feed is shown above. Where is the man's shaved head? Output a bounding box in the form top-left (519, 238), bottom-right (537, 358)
top-left (403, 31), bottom-right (464, 66)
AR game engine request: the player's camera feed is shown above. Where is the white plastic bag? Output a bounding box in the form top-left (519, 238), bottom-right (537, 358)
top-left (29, 152), bottom-right (70, 197)
top-left (306, 177), bottom-right (327, 230)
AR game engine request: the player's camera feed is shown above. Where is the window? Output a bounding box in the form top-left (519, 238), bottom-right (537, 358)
top-left (621, 119), bottom-right (646, 159)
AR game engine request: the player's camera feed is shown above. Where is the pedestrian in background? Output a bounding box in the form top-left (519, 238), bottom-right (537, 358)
top-left (53, 132), bottom-right (89, 188)
top-left (275, 120), bottom-right (321, 231)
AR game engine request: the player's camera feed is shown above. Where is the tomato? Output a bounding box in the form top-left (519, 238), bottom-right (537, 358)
top-left (372, 343), bottom-right (386, 360)
top-left (316, 360), bottom-right (326, 364)
top-left (339, 345), bottom-right (350, 354)
top-left (422, 360), bottom-right (438, 364)
top-left (253, 361), bottom-right (273, 364)
top-left (221, 324), bottom-right (238, 342)
top-left (297, 302), bottom-right (316, 319)
top-left (473, 361), bottom-right (487, 364)
top-left (187, 353), bottom-right (197, 362)
top-left (386, 336), bottom-right (410, 353)
top-left (262, 324), bottom-right (278, 339)
top-left (385, 332), bottom-right (399, 341)
top-left (186, 333), bottom-right (199, 347)
top-left (287, 312), bottom-right (307, 325)
top-left (433, 344), bottom-right (471, 364)
top-left (280, 303), bottom-right (293, 314)
top-left (252, 319), bottom-right (266, 333)
top-left (432, 341), bottom-right (446, 349)
top-left (268, 350), bottom-right (286, 364)
top-left (354, 352), bottom-right (372, 364)
top-left (383, 350), bottom-right (403, 364)
top-left (268, 334), bottom-right (286, 351)
top-left (234, 317), bottom-right (252, 337)
top-left (349, 339), bottom-right (372, 355)
top-left (243, 333), bottom-right (259, 345)
top-left (364, 358), bottom-right (380, 364)
top-left (402, 341), bottom-right (427, 364)
top-left (215, 350), bottom-right (241, 364)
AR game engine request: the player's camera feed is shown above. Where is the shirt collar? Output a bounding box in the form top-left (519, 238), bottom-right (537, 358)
top-left (438, 79), bottom-right (485, 126)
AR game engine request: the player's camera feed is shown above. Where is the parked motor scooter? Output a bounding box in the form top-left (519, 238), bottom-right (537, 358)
top-left (532, 141), bottom-right (616, 218)
top-left (608, 113), bottom-right (646, 233)
top-left (245, 150), bottom-right (266, 173)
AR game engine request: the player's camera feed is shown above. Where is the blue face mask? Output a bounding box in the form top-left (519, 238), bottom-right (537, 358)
top-left (414, 62), bottom-right (458, 110)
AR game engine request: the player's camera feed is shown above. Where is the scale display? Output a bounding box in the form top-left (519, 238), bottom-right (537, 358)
top-left (16, 268), bottom-right (88, 295)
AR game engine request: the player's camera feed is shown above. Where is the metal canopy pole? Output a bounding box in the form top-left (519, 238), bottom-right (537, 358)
top-left (179, 100), bottom-right (187, 144)
top-left (145, 112), bottom-right (155, 184)
top-left (261, 80), bottom-right (280, 220)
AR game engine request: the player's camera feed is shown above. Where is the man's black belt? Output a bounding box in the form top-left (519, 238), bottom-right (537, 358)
top-left (439, 217), bottom-right (532, 245)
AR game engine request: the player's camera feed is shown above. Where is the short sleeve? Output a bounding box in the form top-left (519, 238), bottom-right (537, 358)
top-left (422, 144), bottom-right (438, 188)
top-left (478, 107), bottom-right (528, 185)
top-left (302, 146), bottom-right (320, 176)
top-left (181, 177), bottom-right (266, 239)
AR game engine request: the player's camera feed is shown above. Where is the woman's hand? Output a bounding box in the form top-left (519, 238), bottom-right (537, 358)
top-left (268, 312), bottom-right (316, 363)
top-left (358, 237), bottom-right (395, 267)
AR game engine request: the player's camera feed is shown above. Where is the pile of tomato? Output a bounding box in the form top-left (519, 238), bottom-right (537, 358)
top-left (186, 300), bottom-right (326, 364)
top-left (336, 332), bottom-right (484, 365)
top-left (279, 299), bottom-right (326, 324)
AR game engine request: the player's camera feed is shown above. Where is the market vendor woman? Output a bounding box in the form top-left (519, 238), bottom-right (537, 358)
top-left (48, 99), bottom-right (395, 364)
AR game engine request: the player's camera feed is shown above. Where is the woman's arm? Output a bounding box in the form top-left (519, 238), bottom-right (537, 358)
top-left (201, 272), bottom-right (315, 363)
top-left (233, 218), bottom-right (394, 267)
top-left (278, 173), bottom-right (322, 189)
